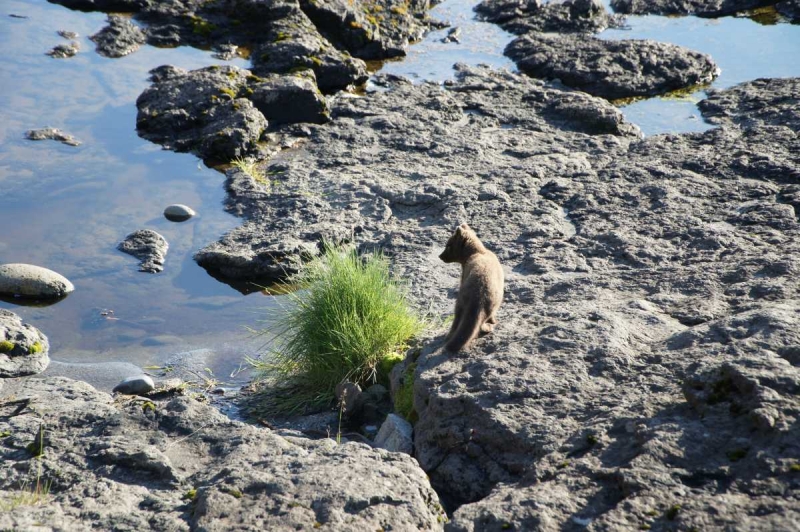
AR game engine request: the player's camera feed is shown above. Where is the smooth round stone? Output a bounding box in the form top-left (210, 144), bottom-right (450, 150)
top-left (0, 263), bottom-right (74, 299)
top-left (112, 375), bottom-right (155, 395)
top-left (163, 204), bottom-right (196, 222)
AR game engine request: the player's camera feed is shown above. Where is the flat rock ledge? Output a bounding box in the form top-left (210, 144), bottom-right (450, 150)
top-left (184, 66), bottom-right (800, 529)
top-left (0, 310), bottom-right (49, 378)
top-left (117, 229), bottom-right (169, 273)
top-left (0, 377), bottom-right (445, 531)
top-left (506, 33), bottom-right (720, 100)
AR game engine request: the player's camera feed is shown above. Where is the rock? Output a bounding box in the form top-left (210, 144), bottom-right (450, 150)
top-left (476, 0), bottom-right (622, 35)
top-left (24, 128), bottom-right (81, 146)
top-left (57, 30), bottom-right (79, 39)
top-left (211, 43), bottom-right (239, 60)
top-left (163, 203), bottom-right (196, 222)
top-left (117, 229), bottom-right (168, 273)
top-left (374, 413), bottom-right (413, 455)
top-left (136, 65), bottom-right (268, 162)
top-left (335, 381), bottom-right (362, 415)
top-left (506, 33), bottom-right (719, 99)
top-left (0, 263), bottom-right (75, 299)
top-left (698, 77), bottom-right (800, 131)
top-left (90, 15), bottom-right (146, 58)
top-left (43, 360), bottom-right (148, 392)
top-left (112, 374), bottom-right (155, 395)
top-left (0, 377), bottom-right (446, 530)
top-left (249, 71), bottom-right (330, 125)
top-left (611, 0), bottom-right (774, 17)
top-left (441, 27), bottom-right (461, 44)
top-left (0, 310), bottom-right (49, 378)
top-left (47, 42), bottom-right (79, 58)
top-left (777, 0), bottom-right (800, 21)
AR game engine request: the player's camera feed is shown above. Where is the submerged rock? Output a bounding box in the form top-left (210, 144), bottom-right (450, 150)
top-left (163, 203), bottom-right (196, 222)
top-left (112, 374), bottom-right (155, 395)
top-left (117, 229), bottom-right (168, 273)
top-left (25, 127), bottom-right (81, 146)
top-left (0, 377), bottom-right (446, 530)
top-left (0, 310), bottom-right (49, 378)
top-left (90, 15), bottom-right (146, 58)
top-left (0, 263), bottom-right (74, 299)
top-left (506, 33), bottom-right (719, 99)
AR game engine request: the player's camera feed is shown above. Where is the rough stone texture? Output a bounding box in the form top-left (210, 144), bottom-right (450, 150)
top-left (375, 413), bottom-right (413, 455)
top-left (24, 128), bottom-right (81, 146)
top-left (506, 33), bottom-right (719, 100)
top-left (249, 71), bottom-right (330, 125)
top-left (136, 65), bottom-right (269, 162)
top-left (0, 263), bottom-right (75, 299)
top-left (611, 0), bottom-right (775, 17)
top-left (117, 229), bottom-right (169, 273)
top-left (46, 42), bottom-right (79, 58)
top-left (476, 0), bottom-right (623, 35)
top-left (48, 0), bottom-right (433, 91)
top-left (186, 67), bottom-right (800, 528)
top-left (0, 377), bottom-right (446, 530)
top-left (90, 14), bottom-right (146, 58)
top-left (0, 310), bottom-right (50, 378)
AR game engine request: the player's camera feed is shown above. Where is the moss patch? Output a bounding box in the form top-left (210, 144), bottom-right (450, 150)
top-left (394, 362), bottom-right (417, 422)
top-left (0, 340), bottom-right (14, 353)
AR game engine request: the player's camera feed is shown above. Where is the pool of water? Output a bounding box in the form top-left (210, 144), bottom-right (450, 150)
top-left (0, 0), bottom-right (274, 389)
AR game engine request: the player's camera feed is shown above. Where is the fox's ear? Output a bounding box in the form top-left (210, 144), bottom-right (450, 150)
top-left (455, 225), bottom-right (464, 235)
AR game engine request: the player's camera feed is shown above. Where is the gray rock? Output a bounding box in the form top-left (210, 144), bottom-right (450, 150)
top-left (163, 203), bottom-right (196, 222)
top-left (0, 309), bottom-right (49, 378)
top-left (136, 65), bottom-right (268, 162)
top-left (611, 0), bottom-right (775, 17)
top-left (0, 263), bottom-right (75, 299)
top-left (441, 27), bottom-right (461, 44)
top-left (506, 33), bottom-right (719, 100)
top-left (249, 71), bottom-right (330, 125)
top-left (24, 127), bottom-right (81, 146)
top-left (57, 30), bottom-right (79, 39)
top-left (117, 229), bottom-right (168, 273)
top-left (185, 67), bottom-right (800, 527)
top-left (375, 413), bottom-right (413, 455)
top-left (0, 377), bottom-right (446, 530)
top-left (47, 42), bottom-right (79, 58)
top-left (335, 381), bottom-right (363, 415)
top-left (90, 15), bottom-right (146, 58)
top-left (777, 0), bottom-right (800, 21)
top-left (476, 0), bottom-right (622, 35)
top-left (112, 374), bottom-right (155, 395)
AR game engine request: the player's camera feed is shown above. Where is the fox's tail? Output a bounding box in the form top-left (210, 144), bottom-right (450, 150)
top-left (445, 304), bottom-right (484, 353)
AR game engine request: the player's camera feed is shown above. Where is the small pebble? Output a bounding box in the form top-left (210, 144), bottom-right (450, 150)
top-left (113, 375), bottom-right (155, 395)
top-left (163, 204), bottom-right (196, 222)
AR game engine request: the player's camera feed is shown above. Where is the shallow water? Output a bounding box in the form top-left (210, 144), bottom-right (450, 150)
top-left (0, 0), bottom-right (273, 388)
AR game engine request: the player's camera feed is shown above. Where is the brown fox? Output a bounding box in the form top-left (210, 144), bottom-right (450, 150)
top-left (439, 224), bottom-right (504, 352)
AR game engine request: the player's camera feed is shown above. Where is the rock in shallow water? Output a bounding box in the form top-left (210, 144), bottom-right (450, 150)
top-left (163, 203), bottom-right (196, 222)
top-left (25, 127), bottom-right (81, 146)
top-left (90, 15), bottom-right (146, 58)
top-left (112, 374), bottom-right (155, 395)
top-left (0, 263), bottom-right (74, 299)
top-left (0, 309), bottom-right (49, 378)
top-left (117, 229), bottom-right (168, 273)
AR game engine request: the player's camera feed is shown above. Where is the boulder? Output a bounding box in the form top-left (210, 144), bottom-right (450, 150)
top-left (0, 309), bottom-right (49, 378)
top-left (0, 263), bottom-right (74, 299)
top-left (375, 413), bottom-right (413, 455)
top-left (249, 71), bottom-right (330, 125)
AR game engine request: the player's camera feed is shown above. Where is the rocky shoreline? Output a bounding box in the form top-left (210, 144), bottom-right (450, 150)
top-left (2, 0), bottom-right (799, 529)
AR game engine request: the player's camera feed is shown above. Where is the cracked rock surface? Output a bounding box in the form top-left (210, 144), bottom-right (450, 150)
top-left (0, 377), bottom-right (445, 530)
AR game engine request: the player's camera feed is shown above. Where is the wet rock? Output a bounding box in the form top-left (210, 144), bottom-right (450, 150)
top-left (112, 374), bottom-right (155, 395)
top-left (211, 43), bottom-right (239, 60)
top-left (611, 0), bottom-right (773, 17)
top-left (0, 263), bottom-right (75, 299)
top-left (25, 127), bottom-right (81, 146)
top-left (90, 15), bottom-right (146, 58)
top-left (374, 413), bottom-right (413, 455)
top-left (163, 203), bottom-right (196, 222)
top-left (477, 0), bottom-right (622, 34)
top-left (441, 27), bottom-right (461, 43)
top-left (249, 71), bottom-right (330, 125)
top-left (506, 33), bottom-right (719, 99)
top-left (57, 30), bottom-right (79, 39)
top-left (47, 42), bottom-right (79, 58)
top-left (0, 310), bottom-right (49, 378)
top-left (117, 229), bottom-right (168, 273)
top-left (0, 377), bottom-right (446, 530)
top-left (136, 65), bottom-right (268, 161)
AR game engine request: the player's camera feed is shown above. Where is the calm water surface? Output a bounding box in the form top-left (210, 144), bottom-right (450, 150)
top-left (1, 0), bottom-right (798, 389)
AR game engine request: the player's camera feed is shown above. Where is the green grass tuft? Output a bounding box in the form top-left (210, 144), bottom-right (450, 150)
top-left (251, 244), bottom-right (424, 415)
